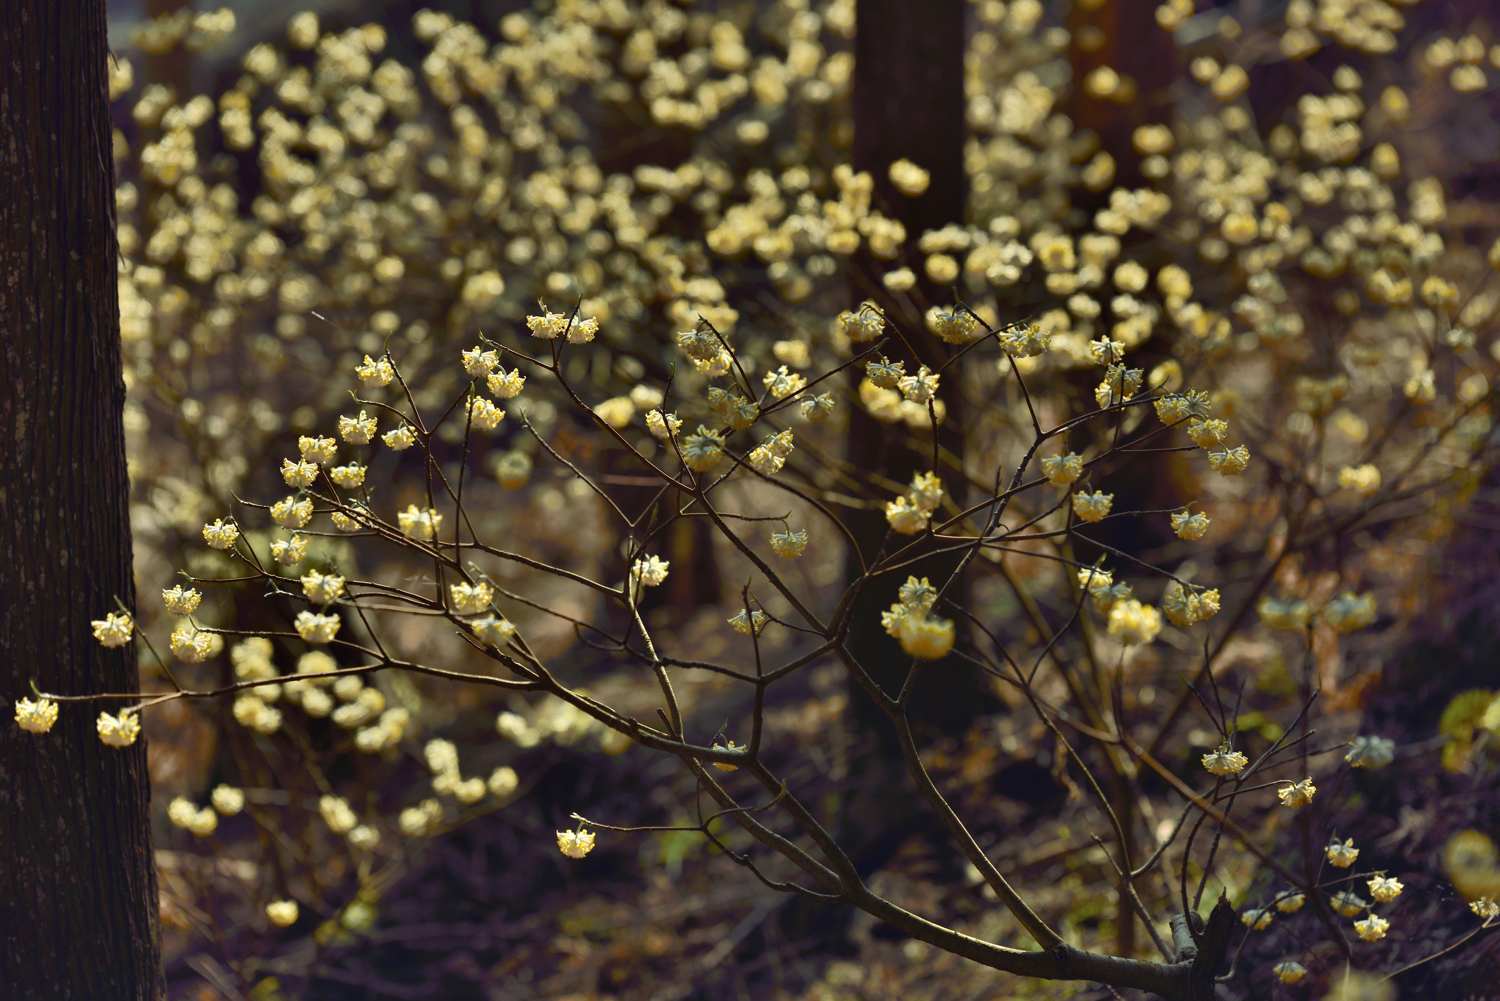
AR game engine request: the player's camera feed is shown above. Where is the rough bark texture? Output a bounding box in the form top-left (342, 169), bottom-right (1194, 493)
top-left (0, 2), bottom-right (166, 998)
top-left (838, 0), bottom-right (993, 882)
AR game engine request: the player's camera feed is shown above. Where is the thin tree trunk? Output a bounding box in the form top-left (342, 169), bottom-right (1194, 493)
top-left (0, 3), bottom-right (165, 998)
top-left (840, 0), bottom-right (989, 871)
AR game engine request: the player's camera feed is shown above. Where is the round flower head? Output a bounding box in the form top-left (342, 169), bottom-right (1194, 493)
top-left (1162, 581), bottom-right (1221, 628)
top-left (331, 502), bottom-right (369, 533)
top-left (461, 346), bottom-right (498, 378)
top-left (897, 365), bottom-right (939, 404)
top-left (355, 354), bottom-right (395, 387)
top-left (727, 608), bottom-right (769, 636)
top-left (202, 518), bottom-right (240, 550)
top-left (1470, 897), bottom-right (1500, 920)
top-left (301, 570), bottom-right (346, 605)
top-left (1330, 890), bottom-right (1370, 917)
top-left (449, 581), bottom-right (493, 614)
top-left (1241, 907), bottom-right (1272, 931)
top-left (769, 528), bottom-right (808, 558)
top-left (1276, 892), bottom-right (1306, 914)
top-left (97, 710), bottom-right (142, 748)
top-left (338, 410), bottom-right (377, 444)
top-left (527, 303), bottom-right (570, 339)
top-left (14, 697), bottom-right (59, 734)
top-left (927, 305), bottom-right (981, 344)
top-left (471, 615), bottom-right (517, 648)
top-left (888, 158), bottom-right (930, 196)
top-left (1186, 418), bottom-right (1230, 448)
top-left (799, 393), bottom-right (835, 422)
top-left (908, 471), bottom-right (944, 513)
top-left (1170, 509), bottom-right (1211, 541)
top-left (866, 356), bottom-right (906, 389)
top-left (763, 366), bottom-right (807, 400)
top-left (1345, 734), bottom-right (1396, 769)
top-left (557, 825), bottom-right (596, 859)
top-left (295, 611), bottom-right (341, 645)
top-left (1273, 961), bottom-right (1308, 985)
top-left (1368, 875), bottom-right (1404, 903)
top-left (488, 766), bottom-right (519, 799)
top-left (170, 624), bottom-right (219, 663)
top-left (1107, 599), bottom-right (1161, 645)
top-left (1278, 777), bottom-right (1317, 809)
top-left (266, 899), bottom-right (299, 927)
top-left (1338, 463), bottom-right (1382, 496)
top-left (280, 458), bottom-right (319, 488)
top-left (631, 555), bottom-right (670, 588)
top-left (1042, 452), bottom-right (1084, 488)
top-left (897, 614), bottom-right (956, 661)
top-left (466, 397), bottom-right (506, 432)
top-left (319, 795), bottom-right (357, 834)
top-left (567, 314), bottom-right (600, 344)
top-left (397, 505), bottom-right (443, 540)
top-left (1073, 490), bottom-right (1114, 524)
top-left (330, 463), bottom-right (366, 489)
top-left (383, 425), bottom-right (418, 450)
top-left (885, 496), bottom-right (930, 535)
top-left (680, 427), bottom-right (726, 473)
top-left (270, 534), bottom-right (308, 566)
top-left (271, 495), bottom-right (314, 529)
top-left (1327, 837), bottom-right (1360, 869)
top-left (645, 409), bottom-right (682, 440)
top-left (1353, 914), bottom-right (1389, 942)
top-left (998, 323), bottom-right (1049, 358)
top-left (161, 584), bottom-right (202, 616)
top-left (1206, 445), bottom-right (1251, 475)
top-left (211, 785), bottom-right (245, 816)
top-left (1201, 743), bottom-right (1249, 777)
top-left (487, 367), bottom-right (527, 400)
top-left (1258, 596), bottom-right (1312, 631)
top-left (748, 430), bottom-right (794, 475)
top-left (92, 611), bottom-right (135, 648)
top-left (298, 435), bottom-right (337, 464)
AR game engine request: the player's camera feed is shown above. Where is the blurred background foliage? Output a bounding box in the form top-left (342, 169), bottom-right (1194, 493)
top-left (103, 0), bottom-right (1500, 998)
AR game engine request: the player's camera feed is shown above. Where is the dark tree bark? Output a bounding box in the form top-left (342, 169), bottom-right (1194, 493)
top-left (0, 3), bottom-right (165, 998)
top-left (839, 0), bottom-right (996, 882)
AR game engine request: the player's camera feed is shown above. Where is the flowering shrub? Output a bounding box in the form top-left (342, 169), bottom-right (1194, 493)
top-left (17, 1), bottom-right (1500, 997)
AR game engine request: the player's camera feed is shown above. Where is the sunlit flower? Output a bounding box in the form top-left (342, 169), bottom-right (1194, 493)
top-left (338, 411), bottom-right (377, 444)
top-left (355, 355), bottom-right (394, 387)
top-left (557, 826), bottom-right (596, 859)
top-left (631, 555), bottom-right (670, 588)
top-left (1273, 961), bottom-right (1307, 984)
top-left (14, 697), bottom-right (59, 734)
top-left (295, 611), bottom-right (341, 645)
top-left (92, 611), bottom-right (134, 648)
top-left (161, 584), bottom-right (202, 616)
top-left (301, 570), bottom-right (345, 605)
top-left (1201, 743), bottom-right (1249, 777)
top-left (727, 608), bottom-right (769, 636)
top-left (202, 518), bottom-right (239, 550)
top-left (1278, 777), bottom-right (1317, 808)
top-left (1368, 875), bottom-right (1404, 903)
top-left (1327, 837), bottom-right (1360, 869)
top-left (449, 581), bottom-right (494, 614)
top-left (1073, 490), bottom-right (1114, 524)
top-left (770, 528), bottom-right (808, 558)
top-left (97, 710), bottom-right (142, 748)
top-left (1353, 914), bottom-right (1389, 942)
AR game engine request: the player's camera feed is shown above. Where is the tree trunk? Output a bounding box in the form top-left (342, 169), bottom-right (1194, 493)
top-left (0, 3), bottom-right (165, 998)
top-left (839, 0), bottom-right (989, 873)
